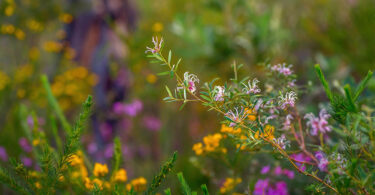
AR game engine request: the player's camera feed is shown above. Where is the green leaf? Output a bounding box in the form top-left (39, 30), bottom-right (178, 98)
top-left (168, 50), bottom-right (172, 65)
top-left (314, 64), bottom-right (333, 101)
top-left (344, 84), bottom-right (356, 112)
top-left (164, 188), bottom-right (172, 195)
top-left (200, 95), bottom-right (211, 102)
top-left (353, 70), bottom-right (373, 101)
top-left (165, 86), bottom-right (173, 97)
top-left (157, 71), bottom-right (170, 76)
top-left (179, 102), bottom-right (187, 111)
top-left (177, 172), bottom-right (191, 195)
top-left (201, 184), bottom-right (209, 195)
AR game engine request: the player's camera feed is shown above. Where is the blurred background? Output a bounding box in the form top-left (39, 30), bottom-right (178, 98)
top-left (0, 0), bottom-right (374, 193)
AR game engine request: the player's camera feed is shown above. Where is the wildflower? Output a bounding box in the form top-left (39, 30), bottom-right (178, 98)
top-left (152, 22), bottom-right (164, 32)
top-left (21, 156), bottom-right (32, 167)
top-left (0, 147), bottom-right (8, 161)
top-left (146, 36), bottom-right (163, 54)
top-left (315, 151), bottom-right (328, 172)
top-left (183, 72), bottom-right (199, 93)
top-left (220, 177), bottom-right (242, 194)
top-left (203, 133), bottom-right (223, 152)
top-left (282, 114), bottom-right (293, 130)
top-left (19, 137), bottom-right (32, 153)
top-left (213, 86), bottom-right (225, 101)
top-left (69, 154), bottom-right (83, 166)
top-left (43, 41), bottom-right (62, 53)
top-left (282, 169), bottom-right (294, 179)
top-left (261, 165), bottom-right (271, 174)
top-left (113, 168), bottom-right (127, 182)
top-left (59, 13), bottom-right (73, 24)
top-left (143, 116), bottom-right (162, 131)
top-left (254, 99), bottom-right (264, 111)
top-left (146, 73), bottom-right (157, 84)
top-left (126, 177), bottom-right (147, 192)
top-left (0, 71), bottom-right (10, 90)
top-left (253, 179), bottom-right (269, 195)
top-left (290, 153), bottom-right (311, 171)
top-left (274, 166), bottom-right (283, 176)
top-left (84, 177), bottom-right (94, 190)
top-left (34, 182), bottom-right (41, 189)
top-left (267, 181), bottom-right (288, 195)
top-left (220, 124), bottom-right (241, 135)
top-left (271, 63), bottom-right (293, 76)
top-left (245, 108), bottom-right (257, 121)
top-left (192, 142), bottom-right (204, 155)
top-left (226, 107), bottom-right (247, 127)
top-left (304, 108), bottom-right (331, 136)
top-left (288, 79), bottom-right (296, 88)
top-left (242, 78), bottom-right (261, 94)
top-left (93, 163), bottom-right (109, 177)
top-left (278, 91), bottom-right (297, 109)
top-left (255, 125), bottom-right (275, 140)
top-left (274, 134), bottom-right (290, 149)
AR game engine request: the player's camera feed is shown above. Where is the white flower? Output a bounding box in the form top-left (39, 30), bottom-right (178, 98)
top-left (242, 78), bottom-right (261, 94)
top-left (274, 134), bottom-right (290, 149)
top-left (278, 91), bottom-right (297, 109)
top-left (183, 72), bottom-right (199, 93)
top-left (213, 86), bottom-right (225, 101)
top-left (146, 36), bottom-right (163, 54)
top-left (283, 114), bottom-right (294, 130)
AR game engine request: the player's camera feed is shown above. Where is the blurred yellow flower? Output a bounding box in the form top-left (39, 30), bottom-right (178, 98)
top-left (15, 64), bottom-right (33, 83)
top-left (126, 177), bottom-right (147, 192)
top-left (29, 47), bottom-right (40, 61)
top-left (146, 73), bottom-right (157, 84)
top-left (113, 168), bottom-right (127, 182)
top-left (14, 29), bottom-right (25, 40)
top-left (1, 24), bottom-right (15, 34)
top-left (255, 124), bottom-right (275, 140)
top-left (27, 19), bottom-right (43, 32)
top-left (152, 22), bottom-right (164, 32)
top-left (220, 177), bottom-right (242, 194)
top-left (93, 163), bottom-right (108, 177)
top-left (59, 13), bottom-right (73, 24)
top-left (192, 142), bottom-right (203, 155)
top-left (0, 71), bottom-right (10, 90)
top-left (220, 124), bottom-right (241, 135)
top-left (245, 108), bottom-right (257, 121)
top-left (5, 5), bottom-right (14, 16)
top-left (43, 41), bottom-right (62, 53)
top-left (203, 133), bottom-right (223, 152)
top-left (34, 182), bottom-right (41, 189)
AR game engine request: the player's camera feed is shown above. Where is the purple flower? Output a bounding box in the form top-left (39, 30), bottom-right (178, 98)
top-left (278, 91), bottom-right (297, 109)
top-left (242, 78), bottom-right (261, 94)
top-left (254, 179), bottom-right (270, 195)
top-left (282, 169), bottom-right (294, 179)
top-left (87, 142), bottom-right (98, 154)
top-left (304, 108), bottom-right (331, 136)
top-left (100, 123), bottom-right (113, 141)
top-left (143, 116), bottom-right (162, 131)
top-left (19, 137), bottom-right (32, 153)
top-left (213, 86), bottom-right (225, 101)
top-left (274, 166), bottom-right (283, 176)
top-left (275, 134), bottom-right (290, 149)
top-left (261, 165), bottom-right (271, 174)
top-left (113, 102), bottom-right (126, 115)
top-left (282, 114), bottom-right (293, 130)
top-left (271, 63), bottom-right (293, 76)
top-left (104, 144), bottom-right (114, 159)
top-left (123, 100), bottom-right (143, 117)
top-left (267, 181), bottom-right (289, 195)
top-left (226, 107), bottom-right (247, 127)
top-left (146, 36), bottom-right (163, 54)
top-left (290, 153), bottom-right (312, 171)
top-left (21, 156), bottom-right (33, 167)
top-left (315, 151), bottom-right (328, 172)
top-left (0, 147), bottom-right (8, 161)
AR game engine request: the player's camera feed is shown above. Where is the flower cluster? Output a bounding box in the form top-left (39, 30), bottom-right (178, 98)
top-left (271, 63), bottom-right (293, 76)
top-left (304, 108), bottom-right (331, 136)
top-left (219, 177), bottom-right (242, 194)
top-left (192, 133), bottom-right (226, 155)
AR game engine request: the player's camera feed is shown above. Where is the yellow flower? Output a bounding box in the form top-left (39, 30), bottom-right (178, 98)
top-left (220, 124), bottom-right (241, 135)
top-left (27, 20), bottom-right (43, 32)
top-left (15, 64), bottom-right (33, 83)
top-left (245, 108), bottom-right (256, 121)
top-left (254, 125), bottom-right (275, 140)
top-left (192, 142), bottom-right (204, 155)
top-left (219, 178), bottom-right (242, 194)
top-left (92, 178), bottom-right (103, 190)
top-left (34, 182), bottom-right (41, 189)
top-left (68, 154), bottom-right (83, 166)
top-left (5, 5), bottom-right (14, 16)
top-left (203, 133), bottom-right (223, 152)
top-left (146, 74), bottom-right (157, 84)
top-left (84, 177), bottom-right (94, 190)
top-left (32, 139), bottom-right (40, 146)
top-left (0, 71), bottom-right (10, 90)
top-left (29, 47), bottom-right (40, 61)
top-left (1, 24), bottom-right (15, 34)
top-left (152, 22), bottom-right (163, 32)
top-left (126, 177), bottom-right (147, 192)
top-left (93, 163), bottom-right (108, 177)
top-left (59, 13), bottom-right (73, 24)
top-left (43, 41), bottom-right (62, 53)
top-left (113, 168), bottom-right (127, 182)
top-left (14, 29), bottom-right (25, 40)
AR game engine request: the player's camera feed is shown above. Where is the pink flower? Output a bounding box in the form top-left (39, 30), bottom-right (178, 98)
top-left (282, 169), bottom-right (294, 179)
top-left (143, 116), bottom-right (162, 131)
top-left (146, 36), bottom-right (163, 54)
top-left (271, 63), bottom-right (293, 76)
top-left (0, 147), bottom-right (8, 161)
top-left (290, 153), bottom-right (312, 171)
top-left (315, 151), bottom-right (328, 172)
top-left (19, 137), bottom-right (32, 153)
top-left (278, 91), bottom-right (297, 109)
top-left (275, 134), bottom-right (290, 149)
top-left (213, 86), bottom-right (225, 101)
top-left (261, 165), bottom-right (271, 174)
top-left (242, 78), bottom-right (261, 94)
top-left (304, 108), bottom-right (331, 136)
top-left (183, 72), bottom-right (199, 93)
top-left (283, 114), bottom-right (294, 130)
top-left (274, 166), bottom-right (283, 176)
top-left (225, 107), bottom-right (247, 127)
top-left (254, 179), bottom-right (270, 195)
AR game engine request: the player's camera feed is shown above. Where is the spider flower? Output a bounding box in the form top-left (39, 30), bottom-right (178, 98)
top-left (315, 151), bottom-right (329, 172)
top-left (225, 107), bottom-right (248, 127)
top-left (271, 63), bottom-right (293, 76)
top-left (213, 86), bottom-right (225, 101)
top-left (304, 108), bottom-right (331, 136)
top-left (242, 78), bottom-right (261, 94)
top-left (278, 91), bottom-right (297, 109)
top-left (145, 36), bottom-right (163, 54)
top-left (182, 72), bottom-right (199, 93)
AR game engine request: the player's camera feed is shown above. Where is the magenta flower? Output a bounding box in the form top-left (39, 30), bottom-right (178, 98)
top-left (146, 36), bottom-right (163, 54)
top-left (182, 72), bottom-right (199, 94)
top-left (261, 165), bottom-right (271, 174)
top-left (267, 181), bottom-right (289, 195)
top-left (21, 156), bottom-right (33, 167)
top-left (282, 169), bottom-right (294, 179)
top-left (143, 116), bottom-right (162, 131)
top-left (254, 179), bottom-right (270, 195)
top-left (278, 91), bottom-right (297, 109)
top-left (124, 100), bottom-right (143, 117)
top-left (19, 137), bottom-right (32, 153)
top-left (315, 151), bottom-right (329, 172)
top-left (274, 166), bottom-right (283, 176)
top-left (113, 102), bottom-right (126, 115)
top-left (0, 147), bottom-right (8, 161)
top-left (304, 108), bottom-right (331, 136)
top-left (242, 78), bottom-right (261, 94)
top-left (271, 63), bottom-right (293, 76)
top-left (290, 153), bottom-right (312, 171)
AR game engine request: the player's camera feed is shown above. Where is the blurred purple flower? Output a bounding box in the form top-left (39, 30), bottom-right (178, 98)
top-left (261, 165), bottom-right (270, 174)
top-left (112, 100), bottom-right (143, 117)
top-left (290, 153), bottom-right (311, 171)
top-left (254, 179), bottom-right (270, 195)
top-left (113, 102), bottom-right (126, 114)
top-left (100, 123), bottom-right (113, 141)
top-left (27, 116), bottom-right (34, 128)
top-left (0, 147), bottom-right (8, 161)
top-left (104, 144), bottom-right (114, 159)
top-left (21, 156), bottom-right (32, 167)
top-left (283, 114), bottom-right (293, 130)
top-left (315, 151), bottom-right (328, 172)
top-left (271, 63), bottom-right (293, 76)
top-left (87, 142), bottom-right (98, 154)
top-left (19, 137), bottom-right (32, 153)
top-left (304, 108), bottom-right (331, 136)
top-left (267, 181), bottom-right (289, 195)
top-left (143, 116), bottom-right (162, 131)
top-left (274, 166), bottom-right (283, 176)
top-left (282, 169), bottom-right (294, 179)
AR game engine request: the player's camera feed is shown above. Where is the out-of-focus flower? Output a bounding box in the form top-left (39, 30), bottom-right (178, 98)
top-left (261, 165), bottom-right (271, 174)
top-left (126, 177), bottom-right (147, 192)
top-left (220, 124), bottom-right (241, 135)
top-left (267, 181), bottom-right (289, 195)
top-left (255, 125), bottom-right (275, 140)
top-left (146, 36), bottom-right (163, 54)
top-left (27, 19), bottom-right (44, 32)
top-left (14, 29), bottom-right (25, 40)
top-left (274, 134), bottom-right (290, 149)
top-left (59, 13), bottom-right (73, 24)
top-left (21, 156), bottom-right (33, 167)
top-left (282, 169), bottom-right (294, 179)
top-left (192, 142), bottom-right (204, 155)
top-left (1, 24), bottom-right (15, 34)
top-left (226, 107), bottom-right (247, 127)
top-left (146, 73), bottom-right (157, 84)
top-left (113, 100), bottom-right (143, 117)
top-left (290, 153), bottom-right (312, 171)
top-left (220, 177), bottom-right (242, 194)
top-left (104, 144), bottom-right (114, 159)
top-left (0, 71), bottom-right (10, 90)
top-left (271, 63), bottom-right (293, 76)
top-left (0, 147), bottom-right (8, 161)
top-left (87, 142), bottom-right (98, 154)
top-left (93, 163), bottom-right (109, 177)
top-left (19, 137), bottom-right (32, 153)
top-left (152, 22), bottom-right (164, 32)
top-left (245, 108), bottom-right (257, 121)
top-left (213, 86), bottom-right (225, 101)
top-left (182, 72), bottom-right (199, 94)
top-left (143, 116), bottom-right (161, 131)
top-left (304, 108), bottom-right (331, 136)
top-left (315, 151), bottom-right (328, 172)
top-left (242, 78), bottom-right (261, 94)
top-left (113, 168), bottom-right (127, 182)
top-left (43, 41), bottom-right (62, 53)
top-left (203, 133), bottom-right (223, 152)
top-left (274, 166), bottom-right (283, 176)
top-left (282, 114), bottom-right (293, 130)
top-left (278, 91), bottom-right (297, 109)
top-left (253, 179), bottom-right (269, 195)
top-left (288, 79), bottom-right (296, 88)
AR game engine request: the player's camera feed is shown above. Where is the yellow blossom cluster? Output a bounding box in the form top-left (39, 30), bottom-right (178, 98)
top-left (0, 71), bottom-right (10, 91)
top-left (59, 13), bottom-right (73, 24)
top-left (254, 124), bottom-right (275, 140)
top-left (126, 177), bottom-right (147, 192)
top-left (193, 133), bottom-right (226, 155)
top-left (93, 163), bottom-right (109, 177)
top-left (219, 177), bottom-right (242, 194)
top-left (43, 41), bottom-right (63, 53)
top-left (3, 0), bottom-right (15, 17)
top-left (51, 66), bottom-right (98, 110)
top-left (68, 151), bottom-right (88, 179)
top-left (0, 24), bottom-right (25, 40)
top-left (220, 124), bottom-right (241, 135)
top-left (27, 19), bottom-right (44, 32)
top-left (244, 108), bottom-right (257, 121)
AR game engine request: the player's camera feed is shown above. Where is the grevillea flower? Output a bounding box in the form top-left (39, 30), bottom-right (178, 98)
top-left (183, 72), bottom-right (199, 93)
top-left (145, 36), bottom-right (163, 54)
top-left (290, 153), bottom-right (312, 171)
top-left (225, 107), bottom-right (248, 127)
top-left (304, 108), bottom-right (331, 136)
top-left (315, 151), bottom-right (328, 172)
top-left (242, 78), bottom-right (261, 94)
top-left (253, 179), bottom-right (270, 195)
top-left (278, 91), bottom-right (297, 109)
top-left (283, 114), bottom-right (294, 130)
top-left (213, 86), bottom-right (225, 101)
top-left (271, 63), bottom-right (293, 76)
top-left (274, 134), bottom-right (290, 149)
top-left (288, 79), bottom-right (296, 88)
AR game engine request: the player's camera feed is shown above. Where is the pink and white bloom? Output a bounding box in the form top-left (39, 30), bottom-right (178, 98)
top-left (315, 151), bottom-right (329, 172)
top-left (304, 108), bottom-right (331, 136)
top-left (225, 107), bottom-right (247, 127)
top-left (183, 72), bottom-right (199, 93)
top-left (271, 63), bottom-right (293, 76)
top-left (242, 78), bottom-right (261, 94)
top-left (274, 134), bottom-right (290, 149)
top-left (278, 91), bottom-right (297, 109)
top-left (146, 36), bottom-right (163, 54)
top-left (283, 114), bottom-right (294, 130)
top-left (213, 86), bottom-right (225, 101)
